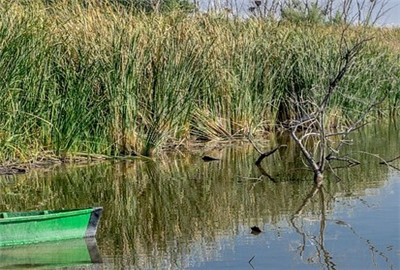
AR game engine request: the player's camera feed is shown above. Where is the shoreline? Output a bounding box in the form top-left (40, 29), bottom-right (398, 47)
top-left (0, 139), bottom-right (254, 176)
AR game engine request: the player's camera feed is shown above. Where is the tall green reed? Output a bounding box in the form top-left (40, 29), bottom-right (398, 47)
top-left (0, 1), bottom-right (398, 162)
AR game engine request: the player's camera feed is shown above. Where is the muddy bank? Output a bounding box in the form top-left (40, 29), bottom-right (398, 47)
top-left (0, 140), bottom-right (257, 176)
top-left (0, 153), bottom-right (122, 176)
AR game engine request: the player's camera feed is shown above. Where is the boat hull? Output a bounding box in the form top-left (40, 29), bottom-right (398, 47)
top-left (0, 207), bottom-right (102, 246)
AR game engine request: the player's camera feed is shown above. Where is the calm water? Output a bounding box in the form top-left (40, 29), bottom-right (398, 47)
top-left (0, 122), bottom-right (399, 269)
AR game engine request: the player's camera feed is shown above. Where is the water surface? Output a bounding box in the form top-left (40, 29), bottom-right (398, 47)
top-left (0, 122), bottom-right (399, 269)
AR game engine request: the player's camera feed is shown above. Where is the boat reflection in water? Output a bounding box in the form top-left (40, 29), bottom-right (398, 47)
top-left (0, 238), bottom-right (102, 269)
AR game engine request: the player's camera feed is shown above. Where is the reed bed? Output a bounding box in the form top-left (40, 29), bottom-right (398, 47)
top-left (0, 0), bottom-right (398, 161)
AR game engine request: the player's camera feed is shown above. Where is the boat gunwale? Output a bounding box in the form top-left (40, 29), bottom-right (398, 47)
top-left (0, 207), bottom-right (101, 224)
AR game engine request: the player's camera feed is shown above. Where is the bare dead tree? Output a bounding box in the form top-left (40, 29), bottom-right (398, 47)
top-left (282, 36), bottom-right (377, 185)
top-left (250, 31), bottom-right (391, 185)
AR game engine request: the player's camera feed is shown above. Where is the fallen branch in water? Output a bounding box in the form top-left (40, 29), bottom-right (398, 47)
top-left (326, 155), bottom-right (361, 166)
top-left (379, 155), bottom-right (400, 164)
top-left (359, 151), bottom-right (400, 171)
top-left (247, 132), bottom-right (287, 165)
top-left (381, 163), bottom-right (400, 171)
top-left (255, 145), bottom-right (287, 166)
top-left (256, 164), bottom-right (277, 183)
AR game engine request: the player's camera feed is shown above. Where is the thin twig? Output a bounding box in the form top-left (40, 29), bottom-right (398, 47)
top-left (326, 155), bottom-right (360, 165)
top-left (358, 151), bottom-right (400, 171)
top-left (326, 161), bottom-right (344, 182)
top-left (379, 155), bottom-right (400, 164)
top-left (256, 164), bottom-right (277, 183)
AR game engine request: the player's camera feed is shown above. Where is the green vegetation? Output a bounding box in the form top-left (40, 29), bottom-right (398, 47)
top-left (0, 0), bottom-right (398, 162)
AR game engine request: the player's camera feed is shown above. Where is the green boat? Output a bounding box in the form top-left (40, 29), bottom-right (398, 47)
top-left (0, 207), bottom-right (102, 246)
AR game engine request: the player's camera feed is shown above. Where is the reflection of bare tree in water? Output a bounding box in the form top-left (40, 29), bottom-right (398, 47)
top-left (289, 186), bottom-right (336, 269)
top-left (290, 185), bottom-right (395, 270)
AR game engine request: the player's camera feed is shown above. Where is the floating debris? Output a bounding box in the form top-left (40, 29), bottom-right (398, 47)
top-left (202, 156), bottom-right (220, 162)
top-left (251, 226), bottom-right (262, 235)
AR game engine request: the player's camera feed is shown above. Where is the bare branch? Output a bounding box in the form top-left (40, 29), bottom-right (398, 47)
top-left (255, 145), bottom-right (286, 165)
top-left (326, 162), bottom-right (344, 182)
top-left (326, 122), bottom-right (369, 137)
top-left (319, 38), bottom-right (372, 113)
top-left (358, 151), bottom-right (400, 171)
top-left (256, 164), bottom-right (277, 183)
top-left (327, 95), bottom-right (387, 157)
top-left (290, 129), bottom-right (320, 174)
top-left (299, 132), bottom-right (319, 141)
top-left (379, 155), bottom-right (400, 164)
top-left (326, 155), bottom-right (361, 166)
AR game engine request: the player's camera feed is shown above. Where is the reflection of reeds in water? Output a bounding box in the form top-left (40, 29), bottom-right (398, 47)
top-left (0, 122), bottom-right (398, 268)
